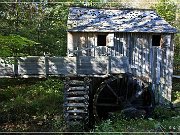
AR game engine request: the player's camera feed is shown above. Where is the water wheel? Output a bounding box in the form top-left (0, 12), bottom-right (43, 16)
top-left (63, 74), bottom-right (155, 130)
top-left (93, 74), bottom-right (154, 121)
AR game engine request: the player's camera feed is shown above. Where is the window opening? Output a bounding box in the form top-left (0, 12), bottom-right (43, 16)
top-left (152, 35), bottom-right (161, 46)
top-left (97, 35), bottom-right (106, 46)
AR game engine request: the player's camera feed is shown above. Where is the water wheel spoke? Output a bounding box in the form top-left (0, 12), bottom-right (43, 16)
top-left (120, 77), bottom-right (125, 94)
top-left (125, 77), bottom-right (129, 100)
top-left (106, 84), bottom-right (118, 98)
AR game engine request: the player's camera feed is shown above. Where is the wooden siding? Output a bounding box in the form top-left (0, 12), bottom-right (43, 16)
top-left (68, 32), bottom-right (129, 57)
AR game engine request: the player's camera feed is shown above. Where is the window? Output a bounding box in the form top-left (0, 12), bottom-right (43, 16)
top-left (97, 35), bottom-right (106, 46)
top-left (152, 35), bottom-right (161, 46)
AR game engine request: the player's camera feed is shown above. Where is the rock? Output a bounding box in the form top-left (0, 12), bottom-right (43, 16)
top-left (121, 107), bottom-right (146, 119)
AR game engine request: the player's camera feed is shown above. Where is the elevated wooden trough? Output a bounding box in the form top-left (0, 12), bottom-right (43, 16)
top-left (0, 56), bottom-right (129, 78)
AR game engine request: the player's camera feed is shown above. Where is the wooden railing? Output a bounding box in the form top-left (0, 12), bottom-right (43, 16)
top-left (68, 45), bottom-right (124, 57)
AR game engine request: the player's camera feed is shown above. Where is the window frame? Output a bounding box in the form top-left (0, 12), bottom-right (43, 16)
top-left (152, 34), bottom-right (162, 47)
top-left (97, 34), bottom-right (107, 46)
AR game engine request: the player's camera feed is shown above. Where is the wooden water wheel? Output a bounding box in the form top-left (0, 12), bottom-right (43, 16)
top-left (93, 74), bottom-right (154, 121)
top-left (63, 74), bottom-right (155, 131)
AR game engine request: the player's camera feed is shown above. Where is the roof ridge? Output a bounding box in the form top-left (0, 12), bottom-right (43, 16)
top-left (69, 6), bottom-right (155, 11)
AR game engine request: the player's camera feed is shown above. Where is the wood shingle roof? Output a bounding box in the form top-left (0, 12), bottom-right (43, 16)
top-left (67, 7), bottom-right (177, 33)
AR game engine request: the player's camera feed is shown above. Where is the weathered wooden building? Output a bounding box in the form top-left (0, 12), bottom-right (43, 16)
top-left (0, 7), bottom-right (178, 130)
top-left (67, 7), bottom-right (177, 104)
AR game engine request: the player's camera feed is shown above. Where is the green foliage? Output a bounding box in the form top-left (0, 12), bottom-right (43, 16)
top-left (0, 78), bottom-right (65, 132)
top-left (0, 34), bottom-right (38, 57)
top-left (94, 119), bottom-right (114, 133)
top-left (153, 0), bottom-right (177, 25)
top-left (172, 79), bottom-right (180, 102)
top-left (153, 106), bottom-right (177, 119)
top-left (38, 3), bottom-right (68, 56)
top-left (174, 91), bottom-right (180, 99)
top-left (0, 2), bottom-right (69, 56)
top-left (93, 108), bottom-right (180, 133)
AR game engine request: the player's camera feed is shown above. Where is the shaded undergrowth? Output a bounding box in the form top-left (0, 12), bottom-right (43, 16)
top-left (0, 78), bottom-right (65, 132)
top-left (94, 107), bottom-right (180, 133)
top-left (0, 78), bottom-right (179, 133)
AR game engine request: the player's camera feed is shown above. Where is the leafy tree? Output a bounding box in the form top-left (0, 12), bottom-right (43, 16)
top-left (0, 34), bottom-right (38, 57)
top-left (153, 0), bottom-right (177, 25)
top-left (0, 2), bottom-right (68, 56)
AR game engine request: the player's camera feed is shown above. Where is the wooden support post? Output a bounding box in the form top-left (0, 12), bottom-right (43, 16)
top-left (107, 56), bottom-right (111, 75)
top-left (14, 57), bottom-right (18, 77)
top-left (45, 55), bottom-right (49, 77)
top-left (67, 32), bottom-right (74, 57)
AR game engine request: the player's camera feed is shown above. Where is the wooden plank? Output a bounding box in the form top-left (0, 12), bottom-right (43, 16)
top-left (153, 47), bottom-right (158, 103)
top-left (48, 57), bottom-right (76, 75)
top-left (0, 58), bottom-right (14, 76)
top-left (18, 56), bottom-right (45, 75)
top-left (123, 33), bottom-right (127, 57)
top-left (67, 32), bottom-right (74, 56)
top-left (149, 43), bottom-right (153, 82)
top-left (165, 35), bottom-right (173, 102)
top-left (136, 34), bottom-right (141, 77)
top-left (145, 34), bottom-right (150, 80)
top-left (160, 35), bottom-right (166, 104)
top-left (114, 33), bottom-right (127, 57)
top-left (77, 56), bottom-right (108, 74)
top-left (128, 33), bottom-right (132, 65)
top-left (73, 33), bottom-right (78, 56)
top-left (134, 33), bottom-right (139, 77)
top-left (80, 33), bottom-right (87, 56)
top-left (156, 48), bottom-right (161, 84)
top-left (173, 75), bottom-right (180, 78)
top-left (110, 56), bottom-right (129, 74)
top-left (106, 33), bottom-right (114, 47)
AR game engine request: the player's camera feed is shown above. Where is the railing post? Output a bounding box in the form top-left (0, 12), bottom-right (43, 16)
top-left (45, 55), bottom-right (49, 77)
top-left (107, 56), bottom-right (111, 75)
top-left (14, 57), bottom-right (18, 77)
